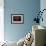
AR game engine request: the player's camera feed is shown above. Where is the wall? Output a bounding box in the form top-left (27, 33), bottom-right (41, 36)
top-left (0, 0), bottom-right (4, 42)
top-left (4, 0), bottom-right (40, 42)
top-left (40, 0), bottom-right (46, 27)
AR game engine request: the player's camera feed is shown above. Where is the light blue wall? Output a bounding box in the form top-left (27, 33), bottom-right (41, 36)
top-left (40, 0), bottom-right (46, 27)
top-left (4, 0), bottom-right (40, 42)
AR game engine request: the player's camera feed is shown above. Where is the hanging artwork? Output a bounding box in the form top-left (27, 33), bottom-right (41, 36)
top-left (11, 14), bottom-right (24, 24)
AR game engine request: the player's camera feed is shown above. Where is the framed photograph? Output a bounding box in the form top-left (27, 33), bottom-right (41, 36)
top-left (11, 14), bottom-right (24, 24)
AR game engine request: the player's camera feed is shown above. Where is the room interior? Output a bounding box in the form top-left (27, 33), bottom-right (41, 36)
top-left (0, 0), bottom-right (46, 46)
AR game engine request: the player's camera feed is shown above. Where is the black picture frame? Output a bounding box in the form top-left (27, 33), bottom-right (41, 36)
top-left (11, 14), bottom-right (24, 24)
